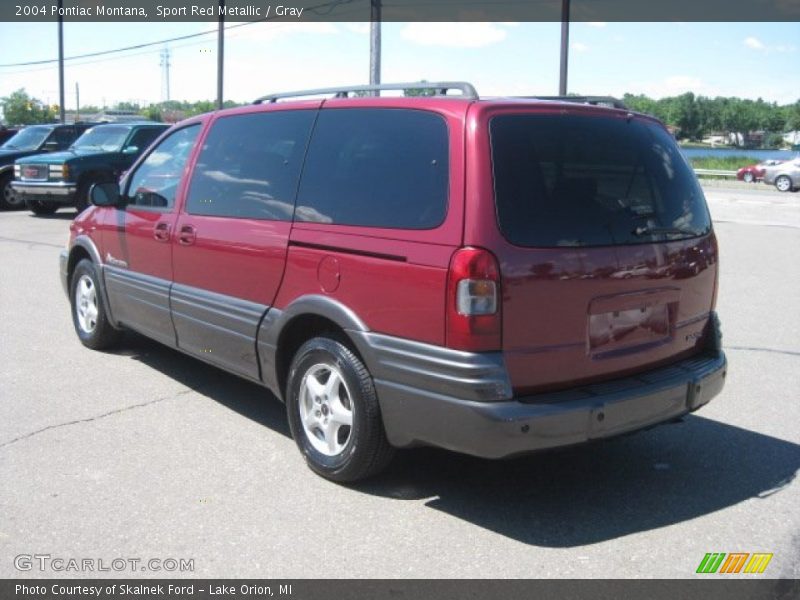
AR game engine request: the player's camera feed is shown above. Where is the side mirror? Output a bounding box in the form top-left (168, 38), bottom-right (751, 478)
top-left (43, 141), bottom-right (59, 151)
top-left (90, 182), bottom-right (122, 207)
top-left (122, 145), bottom-right (139, 155)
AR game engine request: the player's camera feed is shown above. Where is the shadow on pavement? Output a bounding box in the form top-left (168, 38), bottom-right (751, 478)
top-left (120, 331), bottom-right (290, 438)
top-left (116, 333), bottom-right (799, 548)
top-left (357, 416), bottom-right (800, 547)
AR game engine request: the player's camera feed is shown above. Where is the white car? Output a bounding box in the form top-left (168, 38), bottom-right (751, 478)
top-left (763, 158), bottom-right (800, 192)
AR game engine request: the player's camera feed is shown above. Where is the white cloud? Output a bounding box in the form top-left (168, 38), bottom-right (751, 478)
top-left (400, 23), bottom-right (510, 48)
top-left (571, 42), bottom-right (589, 53)
top-left (345, 23), bottom-right (370, 35)
top-left (744, 37), bottom-right (765, 50)
top-left (586, 22), bottom-right (607, 28)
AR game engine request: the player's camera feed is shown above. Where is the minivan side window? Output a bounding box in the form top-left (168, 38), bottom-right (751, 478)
top-left (126, 124), bottom-right (201, 209)
top-left (185, 111), bottom-right (316, 221)
top-left (295, 108), bottom-right (449, 229)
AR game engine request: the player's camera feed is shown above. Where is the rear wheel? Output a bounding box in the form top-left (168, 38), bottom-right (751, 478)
top-left (286, 336), bottom-right (394, 482)
top-left (0, 172), bottom-right (24, 210)
top-left (70, 259), bottom-right (122, 350)
top-left (775, 175), bottom-right (793, 192)
top-left (26, 199), bottom-right (59, 216)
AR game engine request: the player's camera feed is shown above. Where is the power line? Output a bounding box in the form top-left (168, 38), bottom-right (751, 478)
top-left (0, 0), bottom-right (361, 68)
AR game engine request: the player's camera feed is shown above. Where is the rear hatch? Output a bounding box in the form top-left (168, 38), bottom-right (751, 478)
top-left (487, 109), bottom-right (717, 394)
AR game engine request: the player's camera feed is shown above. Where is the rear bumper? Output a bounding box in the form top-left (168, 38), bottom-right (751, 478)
top-left (11, 181), bottom-right (77, 204)
top-left (356, 319), bottom-right (727, 459)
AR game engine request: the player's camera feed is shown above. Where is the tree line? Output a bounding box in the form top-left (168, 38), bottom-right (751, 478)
top-left (3, 88), bottom-right (799, 148)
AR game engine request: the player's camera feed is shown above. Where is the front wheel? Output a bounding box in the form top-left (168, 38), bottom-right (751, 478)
top-left (775, 175), bottom-right (793, 192)
top-left (0, 172), bottom-right (24, 210)
top-left (286, 336), bottom-right (394, 482)
top-left (742, 172), bottom-right (754, 183)
top-left (70, 259), bottom-right (122, 350)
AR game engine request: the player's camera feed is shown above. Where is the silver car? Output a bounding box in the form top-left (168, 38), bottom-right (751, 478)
top-left (763, 158), bottom-right (800, 192)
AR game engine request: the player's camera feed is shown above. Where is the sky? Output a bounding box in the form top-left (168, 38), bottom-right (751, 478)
top-left (0, 21), bottom-right (798, 111)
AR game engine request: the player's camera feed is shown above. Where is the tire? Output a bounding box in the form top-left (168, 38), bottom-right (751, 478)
top-left (70, 259), bottom-right (122, 350)
top-left (0, 171), bottom-right (24, 210)
top-left (286, 336), bottom-right (394, 482)
top-left (775, 175), bottom-right (793, 193)
top-left (742, 172), bottom-right (754, 183)
top-left (74, 181), bottom-right (90, 213)
top-left (26, 199), bottom-right (59, 216)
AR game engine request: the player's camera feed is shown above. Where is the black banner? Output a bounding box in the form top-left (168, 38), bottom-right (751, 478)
top-left (2, 0), bottom-right (800, 22)
top-left (2, 579), bottom-right (800, 600)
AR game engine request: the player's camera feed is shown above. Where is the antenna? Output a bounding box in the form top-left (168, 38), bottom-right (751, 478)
top-left (159, 45), bottom-right (171, 102)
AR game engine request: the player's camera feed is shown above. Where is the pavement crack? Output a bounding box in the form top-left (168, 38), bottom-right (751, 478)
top-left (726, 346), bottom-right (800, 358)
top-left (0, 388), bottom-right (195, 450)
top-left (0, 235), bottom-right (64, 249)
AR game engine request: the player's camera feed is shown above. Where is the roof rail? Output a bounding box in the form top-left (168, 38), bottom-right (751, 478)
top-left (525, 95), bottom-right (628, 110)
top-left (254, 81), bottom-right (478, 104)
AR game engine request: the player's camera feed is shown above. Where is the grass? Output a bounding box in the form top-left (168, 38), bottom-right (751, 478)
top-left (689, 156), bottom-right (758, 171)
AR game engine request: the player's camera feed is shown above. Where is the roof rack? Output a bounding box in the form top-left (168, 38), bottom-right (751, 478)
top-left (254, 81), bottom-right (479, 104)
top-left (526, 96), bottom-right (628, 110)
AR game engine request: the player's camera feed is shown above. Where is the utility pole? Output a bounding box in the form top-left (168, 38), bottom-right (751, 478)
top-left (160, 46), bottom-right (171, 102)
top-left (217, 0), bottom-right (225, 109)
top-left (369, 0), bottom-right (381, 93)
top-left (75, 82), bottom-right (79, 122)
top-left (559, 0), bottom-right (570, 95)
top-left (57, 0), bottom-right (65, 123)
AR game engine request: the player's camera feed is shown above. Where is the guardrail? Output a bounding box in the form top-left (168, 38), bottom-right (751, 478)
top-left (694, 169), bottom-right (738, 178)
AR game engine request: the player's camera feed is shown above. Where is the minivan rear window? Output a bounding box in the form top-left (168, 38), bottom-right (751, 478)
top-left (490, 114), bottom-right (711, 247)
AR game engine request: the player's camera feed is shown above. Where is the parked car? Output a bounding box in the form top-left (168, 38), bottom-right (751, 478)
top-left (0, 122), bottom-right (95, 210)
top-left (762, 158), bottom-right (800, 192)
top-left (62, 82), bottom-right (726, 482)
top-left (12, 122), bottom-right (169, 215)
top-left (736, 159), bottom-right (783, 183)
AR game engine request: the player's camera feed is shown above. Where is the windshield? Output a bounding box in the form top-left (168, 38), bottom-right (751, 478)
top-left (0, 126), bottom-right (51, 151)
top-left (71, 126), bottom-right (131, 152)
top-left (490, 113), bottom-right (712, 247)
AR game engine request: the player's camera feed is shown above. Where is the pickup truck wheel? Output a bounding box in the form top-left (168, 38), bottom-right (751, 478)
top-left (26, 199), bottom-right (59, 216)
top-left (75, 182), bottom-right (90, 213)
top-left (286, 336), bottom-right (394, 482)
top-left (0, 172), bottom-right (24, 210)
top-left (70, 259), bottom-right (122, 350)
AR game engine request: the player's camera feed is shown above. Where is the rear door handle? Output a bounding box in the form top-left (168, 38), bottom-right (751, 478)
top-left (178, 224), bottom-right (197, 246)
top-left (153, 222), bottom-right (171, 242)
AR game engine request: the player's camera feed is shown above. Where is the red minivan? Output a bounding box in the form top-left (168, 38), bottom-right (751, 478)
top-left (61, 82), bottom-right (727, 482)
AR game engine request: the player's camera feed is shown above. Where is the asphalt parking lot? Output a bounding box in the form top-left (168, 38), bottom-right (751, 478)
top-left (1, 182), bottom-right (798, 579)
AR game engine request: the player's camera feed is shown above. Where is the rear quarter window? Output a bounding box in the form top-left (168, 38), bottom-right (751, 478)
top-left (295, 108), bottom-right (449, 229)
top-left (490, 113), bottom-right (711, 247)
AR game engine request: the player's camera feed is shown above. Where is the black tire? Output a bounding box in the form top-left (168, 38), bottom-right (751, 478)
top-left (70, 259), bottom-right (122, 350)
top-left (742, 172), bottom-right (754, 183)
top-left (0, 171), bottom-right (24, 210)
top-left (286, 336), bottom-right (394, 482)
top-left (74, 181), bottom-right (90, 213)
top-left (26, 199), bottom-right (59, 215)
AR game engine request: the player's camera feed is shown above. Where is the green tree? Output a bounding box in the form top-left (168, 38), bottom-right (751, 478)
top-left (0, 89), bottom-right (55, 125)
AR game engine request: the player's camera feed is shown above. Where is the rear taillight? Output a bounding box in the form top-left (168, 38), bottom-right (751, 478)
top-left (446, 247), bottom-right (501, 352)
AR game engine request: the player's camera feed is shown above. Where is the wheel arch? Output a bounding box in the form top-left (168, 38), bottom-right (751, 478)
top-left (258, 295), bottom-right (372, 401)
top-left (68, 235), bottom-right (119, 328)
